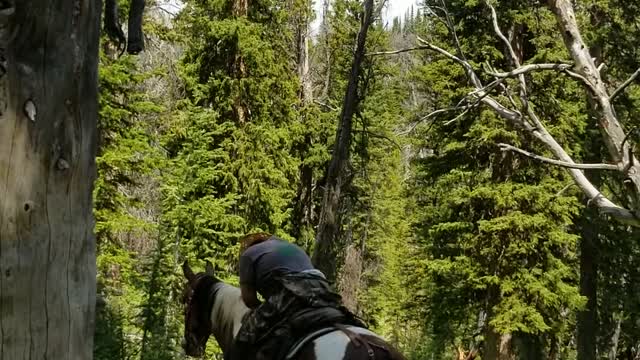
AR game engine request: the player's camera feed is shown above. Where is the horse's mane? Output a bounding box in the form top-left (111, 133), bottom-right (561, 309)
top-left (209, 283), bottom-right (250, 352)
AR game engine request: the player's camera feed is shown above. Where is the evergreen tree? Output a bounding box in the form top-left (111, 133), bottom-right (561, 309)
top-left (94, 46), bottom-right (164, 359)
top-left (164, 0), bottom-right (302, 270)
top-left (407, 1), bottom-right (589, 357)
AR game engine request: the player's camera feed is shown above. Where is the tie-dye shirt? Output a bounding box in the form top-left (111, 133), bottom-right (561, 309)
top-left (239, 236), bottom-right (314, 297)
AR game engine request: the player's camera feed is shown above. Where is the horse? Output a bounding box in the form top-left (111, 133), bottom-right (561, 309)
top-left (180, 260), bottom-right (407, 360)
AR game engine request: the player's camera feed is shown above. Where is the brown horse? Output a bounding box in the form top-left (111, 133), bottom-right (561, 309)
top-left (181, 260), bottom-right (407, 360)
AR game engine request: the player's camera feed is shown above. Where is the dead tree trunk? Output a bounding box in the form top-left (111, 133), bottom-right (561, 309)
top-left (103, 0), bottom-right (146, 54)
top-left (321, 0), bottom-right (331, 99)
top-left (484, 330), bottom-right (515, 360)
top-left (292, 0), bottom-right (315, 247)
top-left (312, 0), bottom-right (374, 282)
top-left (577, 210), bottom-right (599, 360)
top-left (0, 0), bottom-right (100, 358)
top-left (231, 0), bottom-right (248, 125)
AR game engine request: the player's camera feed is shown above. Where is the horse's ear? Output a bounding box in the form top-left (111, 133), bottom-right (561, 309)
top-left (183, 260), bottom-right (196, 283)
top-left (205, 260), bottom-right (215, 276)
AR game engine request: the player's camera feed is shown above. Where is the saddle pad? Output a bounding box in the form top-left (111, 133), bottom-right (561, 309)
top-left (285, 326), bottom-right (381, 359)
top-left (285, 326), bottom-right (339, 359)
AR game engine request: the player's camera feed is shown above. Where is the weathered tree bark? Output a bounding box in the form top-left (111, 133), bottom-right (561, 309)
top-left (609, 316), bottom-right (622, 360)
top-left (231, 0), bottom-right (248, 125)
top-left (484, 329), bottom-right (515, 360)
top-left (576, 24), bottom-right (603, 358)
top-left (104, 0), bottom-right (126, 46)
top-left (312, 0), bottom-right (374, 282)
top-left (547, 0), bottom-right (640, 219)
top-left (291, 0), bottom-right (315, 247)
top-left (513, 333), bottom-right (543, 360)
top-left (0, 0), bottom-right (100, 358)
top-left (127, 0), bottom-right (146, 54)
top-left (103, 0), bottom-right (146, 54)
top-left (320, 0), bottom-right (332, 100)
top-left (296, 1), bottom-right (313, 103)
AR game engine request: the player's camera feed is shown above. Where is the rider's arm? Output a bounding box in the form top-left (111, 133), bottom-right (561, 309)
top-left (240, 284), bottom-right (261, 309)
top-left (238, 253), bottom-right (261, 308)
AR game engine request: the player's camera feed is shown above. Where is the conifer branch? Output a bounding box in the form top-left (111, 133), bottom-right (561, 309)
top-left (498, 143), bottom-right (621, 171)
top-left (611, 67), bottom-right (640, 101)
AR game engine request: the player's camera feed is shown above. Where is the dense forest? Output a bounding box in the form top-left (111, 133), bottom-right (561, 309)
top-left (2, 0), bottom-right (639, 359)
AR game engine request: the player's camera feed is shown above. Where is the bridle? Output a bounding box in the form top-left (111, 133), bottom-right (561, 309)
top-left (183, 274), bottom-right (220, 354)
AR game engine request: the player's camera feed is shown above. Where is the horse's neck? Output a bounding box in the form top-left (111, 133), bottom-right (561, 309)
top-left (209, 284), bottom-right (250, 352)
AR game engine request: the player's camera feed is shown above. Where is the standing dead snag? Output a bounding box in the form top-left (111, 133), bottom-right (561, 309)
top-left (104, 0), bottom-right (146, 54)
top-left (313, 0), bottom-right (374, 282)
top-left (291, 0), bottom-right (315, 247)
top-left (0, 0), bottom-right (100, 359)
top-left (395, 0), bottom-right (640, 225)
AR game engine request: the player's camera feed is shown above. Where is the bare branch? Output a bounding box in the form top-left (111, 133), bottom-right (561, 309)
top-left (611, 67), bottom-right (640, 101)
top-left (420, 107), bottom-right (464, 121)
top-left (402, 106), bottom-right (472, 135)
top-left (414, 0), bottom-right (640, 224)
top-left (314, 100), bottom-right (338, 111)
top-left (563, 69), bottom-right (598, 92)
top-left (440, 0), bottom-right (466, 59)
top-left (487, 1), bottom-right (531, 105)
top-left (367, 46), bottom-right (431, 57)
top-left (498, 143), bottom-right (621, 171)
top-left (444, 108), bottom-right (473, 126)
top-left (488, 4), bottom-right (520, 68)
top-left (554, 183), bottom-right (576, 197)
top-left (621, 126), bottom-right (638, 152)
top-left (416, 36), bottom-right (484, 89)
top-left (487, 63), bottom-right (572, 78)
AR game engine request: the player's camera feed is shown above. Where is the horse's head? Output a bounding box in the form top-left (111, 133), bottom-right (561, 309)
top-left (181, 260), bottom-right (218, 357)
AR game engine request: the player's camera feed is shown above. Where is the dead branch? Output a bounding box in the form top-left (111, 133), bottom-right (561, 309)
top-left (416, 5), bottom-right (640, 224)
top-left (487, 63), bottom-right (572, 78)
top-left (489, 4), bottom-right (518, 67)
top-left (611, 67), bottom-right (640, 101)
top-left (314, 99), bottom-right (338, 111)
top-left (488, 2), bottom-right (528, 100)
top-left (498, 143), bottom-right (621, 171)
top-left (548, 0), bottom-right (640, 215)
top-left (367, 46), bottom-right (431, 57)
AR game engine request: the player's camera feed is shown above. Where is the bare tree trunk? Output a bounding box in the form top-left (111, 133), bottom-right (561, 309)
top-left (577, 211), bottom-right (599, 360)
top-left (548, 0), bottom-right (640, 216)
top-left (296, 2), bottom-right (313, 103)
top-left (231, 0), bottom-right (248, 125)
top-left (609, 316), bottom-right (622, 360)
top-left (320, 0), bottom-right (331, 99)
top-left (127, 0), bottom-right (146, 54)
top-left (312, 0), bottom-right (374, 282)
top-left (0, 0), bottom-right (100, 358)
top-left (233, 0), bottom-right (249, 17)
top-left (514, 333), bottom-right (543, 360)
top-left (292, 0), bottom-right (315, 247)
top-left (484, 329), bottom-right (515, 360)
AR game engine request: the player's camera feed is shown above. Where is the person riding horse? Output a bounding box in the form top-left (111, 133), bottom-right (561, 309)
top-left (226, 232), bottom-right (366, 360)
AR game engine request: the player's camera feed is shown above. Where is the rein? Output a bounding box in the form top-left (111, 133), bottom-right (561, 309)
top-left (186, 274), bottom-right (221, 334)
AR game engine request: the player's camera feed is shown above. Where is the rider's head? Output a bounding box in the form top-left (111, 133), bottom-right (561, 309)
top-left (239, 232), bottom-right (272, 253)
